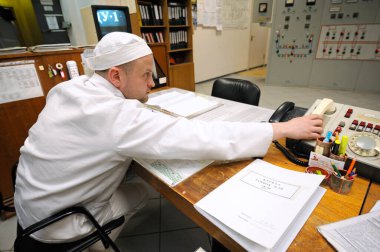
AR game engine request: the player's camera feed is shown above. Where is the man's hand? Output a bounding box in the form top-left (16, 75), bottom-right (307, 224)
top-left (271, 114), bottom-right (323, 141)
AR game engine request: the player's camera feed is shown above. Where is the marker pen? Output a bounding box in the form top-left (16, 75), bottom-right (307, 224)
top-left (338, 135), bottom-right (349, 156)
top-left (323, 131), bottom-right (333, 143)
top-left (332, 140), bottom-right (340, 155)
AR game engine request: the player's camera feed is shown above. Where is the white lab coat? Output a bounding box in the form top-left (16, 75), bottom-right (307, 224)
top-left (14, 73), bottom-right (273, 242)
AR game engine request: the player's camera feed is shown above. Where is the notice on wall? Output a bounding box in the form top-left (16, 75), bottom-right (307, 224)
top-left (0, 61), bottom-right (44, 104)
top-left (45, 15), bottom-right (60, 30)
top-left (197, 0), bottom-right (248, 30)
top-left (220, 0), bottom-right (249, 29)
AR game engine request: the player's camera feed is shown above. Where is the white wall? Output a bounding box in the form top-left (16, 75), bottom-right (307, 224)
top-left (193, 27), bottom-right (251, 83)
top-left (193, 0), bottom-right (254, 83)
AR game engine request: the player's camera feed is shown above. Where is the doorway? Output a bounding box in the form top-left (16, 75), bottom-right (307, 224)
top-left (248, 22), bottom-right (269, 69)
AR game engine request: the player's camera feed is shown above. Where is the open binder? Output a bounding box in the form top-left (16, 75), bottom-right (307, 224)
top-left (146, 90), bottom-right (221, 118)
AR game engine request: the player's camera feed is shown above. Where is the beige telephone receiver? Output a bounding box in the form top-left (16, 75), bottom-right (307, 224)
top-left (311, 98), bottom-right (336, 115)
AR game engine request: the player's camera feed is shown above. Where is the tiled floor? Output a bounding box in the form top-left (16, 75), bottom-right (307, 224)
top-left (1, 67), bottom-right (379, 252)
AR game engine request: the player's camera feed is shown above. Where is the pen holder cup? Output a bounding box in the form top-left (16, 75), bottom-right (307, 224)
top-left (329, 170), bottom-right (354, 194)
top-left (315, 137), bottom-right (332, 157)
top-left (329, 153), bottom-right (347, 162)
top-left (305, 166), bottom-right (331, 185)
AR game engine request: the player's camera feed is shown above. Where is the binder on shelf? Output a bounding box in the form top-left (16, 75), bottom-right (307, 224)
top-left (142, 31), bottom-right (164, 44)
top-left (138, 2), bottom-right (163, 26)
top-left (152, 57), bottom-right (166, 89)
top-left (168, 2), bottom-right (187, 25)
top-left (170, 30), bottom-right (187, 50)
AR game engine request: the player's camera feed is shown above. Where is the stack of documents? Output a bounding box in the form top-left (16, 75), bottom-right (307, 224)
top-left (29, 43), bottom-right (72, 52)
top-left (318, 210), bottom-right (380, 252)
top-left (0, 47), bottom-right (27, 55)
top-left (194, 159), bottom-right (326, 251)
top-left (146, 90), bottom-right (221, 118)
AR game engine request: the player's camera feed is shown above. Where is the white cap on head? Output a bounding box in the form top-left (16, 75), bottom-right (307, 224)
top-left (85, 32), bottom-right (152, 71)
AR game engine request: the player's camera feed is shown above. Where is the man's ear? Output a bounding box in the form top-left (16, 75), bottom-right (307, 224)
top-left (107, 67), bottom-right (122, 88)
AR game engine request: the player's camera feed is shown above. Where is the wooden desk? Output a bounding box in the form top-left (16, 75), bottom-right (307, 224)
top-left (132, 140), bottom-right (372, 251)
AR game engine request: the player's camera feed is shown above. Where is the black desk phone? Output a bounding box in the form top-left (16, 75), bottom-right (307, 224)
top-left (269, 102), bottom-right (310, 166)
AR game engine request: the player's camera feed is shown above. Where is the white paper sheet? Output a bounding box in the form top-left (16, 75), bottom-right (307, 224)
top-left (134, 159), bottom-right (213, 186)
top-left (318, 210), bottom-right (380, 252)
top-left (371, 200), bottom-right (380, 212)
top-left (195, 159), bottom-right (324, 250)
top-left (195, 187), bottom-right (326, 251)
top-left (0, 62), bottom-right (44, 104)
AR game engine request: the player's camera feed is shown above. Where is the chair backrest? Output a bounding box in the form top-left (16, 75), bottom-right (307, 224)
top-left (211, 78), bottom-right (261, 106)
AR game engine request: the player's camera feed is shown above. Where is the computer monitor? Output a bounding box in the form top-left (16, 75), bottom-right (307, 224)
top-left (91, 5), bottom-right (132, 40)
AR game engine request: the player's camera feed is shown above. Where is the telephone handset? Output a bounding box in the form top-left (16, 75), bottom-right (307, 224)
top-left (269, 101), bottom-right (309, 167)
top-left (311, 98), bottom-right (335, 115)
top-left (268, 101), bottom-right (295, 123)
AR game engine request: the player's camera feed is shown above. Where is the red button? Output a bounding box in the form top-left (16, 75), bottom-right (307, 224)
top-left (344, 112), bottom-right (351, 118)
top-left (335, 126), bottom-right (342, 133)
top-left (347, 108), bottom-right (353, 113)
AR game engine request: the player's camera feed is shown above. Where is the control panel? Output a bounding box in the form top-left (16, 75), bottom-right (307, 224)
top-left (265, 0), bottom-right (380, 92)
top-left (316, 24), bottom-right (380, 60)
top-left (305, 99), bottom-right (380, 181)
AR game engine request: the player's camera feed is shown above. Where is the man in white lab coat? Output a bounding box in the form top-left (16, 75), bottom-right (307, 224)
top-left (14, 32), bottom-right (323, 251)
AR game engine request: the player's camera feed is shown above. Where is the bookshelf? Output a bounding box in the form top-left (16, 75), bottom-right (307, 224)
top-left (135, 0), bottom-right (195, 91)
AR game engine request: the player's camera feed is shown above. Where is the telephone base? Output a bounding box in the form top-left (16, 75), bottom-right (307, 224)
top-left (286, 138), bottom-right (314, 156)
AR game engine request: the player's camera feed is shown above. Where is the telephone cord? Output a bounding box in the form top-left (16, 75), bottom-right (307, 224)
top-left (273, 140), bottom-right (309, 167)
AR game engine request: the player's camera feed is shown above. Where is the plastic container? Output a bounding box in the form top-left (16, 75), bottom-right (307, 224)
top-left (315, 137), bottom-right (333, 157)
top-left (305, 166), bottom-right (331, 185)
top-left (329, 153), bottom-right (347, 162)
top-left (329, 170), bottom-right (354, 194)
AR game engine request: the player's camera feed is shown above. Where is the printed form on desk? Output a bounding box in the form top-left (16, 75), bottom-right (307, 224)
top-left (194, 159), bottom-right (326, 251)
top-left (318, 210), bottom-right (380, 252)
top-left (139, 89), bottom-right (274, 187)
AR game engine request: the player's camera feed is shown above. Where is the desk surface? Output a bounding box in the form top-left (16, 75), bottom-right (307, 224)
top-left (132, 139), bottom-right (373, 251)
top-left (133, 88), bottom-right (376, 251)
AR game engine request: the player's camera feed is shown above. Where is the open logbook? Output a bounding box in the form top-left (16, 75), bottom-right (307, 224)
top-left (146, 90), bottom-right (221, 118)
top-left (194, 159), bottom-right (326, 251)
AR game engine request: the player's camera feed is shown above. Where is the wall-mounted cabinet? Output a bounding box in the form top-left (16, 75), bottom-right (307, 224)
top-left (135, 0), bottom-right (194, 91)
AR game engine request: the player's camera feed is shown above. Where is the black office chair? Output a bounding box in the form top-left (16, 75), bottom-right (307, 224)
top-left (11, 163), bottom-right (124, 252)
top-left (211, 78), bottom-right (261, 106)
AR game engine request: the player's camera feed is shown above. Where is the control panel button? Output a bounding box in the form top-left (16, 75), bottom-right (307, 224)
top-left (344, 112), bottom-right (351, 118)
top-left (365, 123), bottom-right (373, 133)
top-left (335, 126), bottom-right (342, 133)
top-left (349, 120), bottom-right (358, 130)
top-left (339, 121), bottom-right (345, 127)
top-left (373, 125), bottom-right (380, 135)
top-left (356, 121), bottom-right (366, 132)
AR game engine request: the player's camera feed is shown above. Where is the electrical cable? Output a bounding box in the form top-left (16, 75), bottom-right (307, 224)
top-left (273, 140), bottom-right (309, 167)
